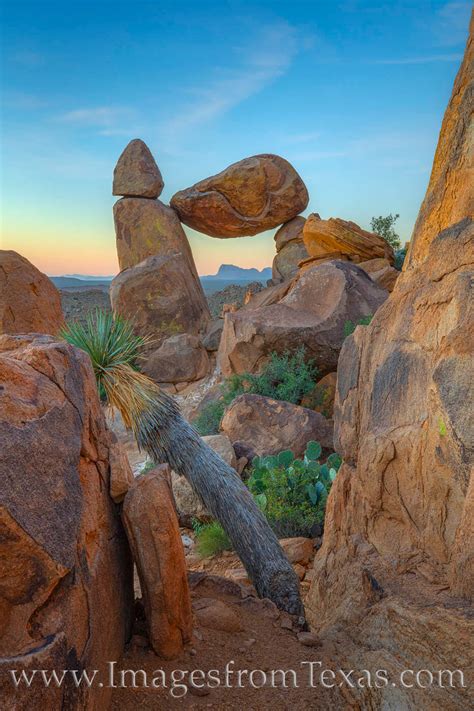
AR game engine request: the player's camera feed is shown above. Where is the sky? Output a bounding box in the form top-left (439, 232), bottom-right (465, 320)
top-left (0, 0), bottom-right (471, 276)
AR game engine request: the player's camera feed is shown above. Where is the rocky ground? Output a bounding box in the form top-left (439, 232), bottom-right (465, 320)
top-left (111, 572), bottom-right (351, 710)
top-left (61, 287), bottom-right (111, 325)
top-left (59, 282), bottom-right (263, 324)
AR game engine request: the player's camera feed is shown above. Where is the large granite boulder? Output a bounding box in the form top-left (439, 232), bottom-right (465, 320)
top-left (143, 333), bottom-right (210, 384)
top-left (303, 215), bottom-right (395, 264)
top-left (0, 334), bottom-right (133, 709)
top-left (110, 253), bottom-right (210, 357)
top-left (221, 393), bottom-right (333, 459)
top-left (170, 154), bottom-right (309, 237)
top-left (307, 23), bottom-right (473, 711)
top-left (218, 260), bottom-right (388, 376)
top-left (113, 197), bottom-right (198, 272)
top-left (113, 138), bottom-right (163, 198)
top-left (272, 216), bottom-right (309, 283)
top-left (0, 251), bottom-right (64, 336)
top-left (122, 466), bottom-right (193, 659)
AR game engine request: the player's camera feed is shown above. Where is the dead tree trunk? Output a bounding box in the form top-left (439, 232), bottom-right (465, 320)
top-left (140, 392), bottom-right (304, 618)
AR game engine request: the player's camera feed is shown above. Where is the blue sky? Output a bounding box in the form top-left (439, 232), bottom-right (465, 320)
top-left (1, 0), bottom-right (471, 275)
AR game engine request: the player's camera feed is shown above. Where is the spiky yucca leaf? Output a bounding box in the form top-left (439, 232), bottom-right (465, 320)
top-left (61, 309), bottom-right (169, 443)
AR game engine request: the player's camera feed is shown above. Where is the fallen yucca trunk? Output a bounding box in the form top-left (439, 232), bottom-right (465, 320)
top-left (63, 311), bottom-right (304, 617)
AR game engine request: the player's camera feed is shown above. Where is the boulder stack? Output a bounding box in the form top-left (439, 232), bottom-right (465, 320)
top-left (272, 216), bottom-right (309, 283)
top-left (0, 251), bottom-right (64, 335)
top-left (170, 154), bottom-right (309, 237)
top-left (110, 139), bottom-right (211, 383)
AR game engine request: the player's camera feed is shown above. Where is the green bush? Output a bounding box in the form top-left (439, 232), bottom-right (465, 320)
top-left (193, 400), bottom-right (226, 435)
top-left (370, 213), bottom-right (401, 249)
top-left (247, 442), bottom-right (341, 538)
top-left (222, 347), bottom-right (318, 406)
top-left (394, 247), bottom-right (407, 271)
top-left (192, 519), bottom-right (232, 557)
top-left (343, 314), bottom-right (373, 338)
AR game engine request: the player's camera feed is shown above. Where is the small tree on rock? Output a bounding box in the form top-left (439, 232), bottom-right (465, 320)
top-left (370, 213), bottom-right (401, 249)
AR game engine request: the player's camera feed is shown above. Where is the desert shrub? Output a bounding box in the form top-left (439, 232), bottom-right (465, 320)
top-left (193, 400), bottom-right (226, 435)
top-left (222, 347), bottom-right (318, 406)
top-left (247, 442), bottom-right (341, 538)
top-left (343, 314), bottom-right (373, 338)
top-left (370, 213), bottom-right (401, 249)
top-left (394, 247), bottom-right (407, 271)
top-left (61, 309), bottom-right (148, 401)
top-left (193, 519), bottom-right (232, 557)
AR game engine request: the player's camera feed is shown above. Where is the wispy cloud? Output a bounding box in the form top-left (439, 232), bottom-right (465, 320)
top-left (161, 21), bottom-right (307, 140)
top-left (56, 106), bottom-right (134, 127)
top-left (3, 92), bottom-right (48, 110)
top-left (372, 53), bottom-right (463, 65)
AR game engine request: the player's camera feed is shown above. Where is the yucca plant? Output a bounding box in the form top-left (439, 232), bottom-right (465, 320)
top-left (62, 310), bottom-right (304, 618)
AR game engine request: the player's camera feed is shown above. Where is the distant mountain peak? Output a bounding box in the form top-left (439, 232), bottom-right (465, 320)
top-left (205, 264), bottom-right (272, 279)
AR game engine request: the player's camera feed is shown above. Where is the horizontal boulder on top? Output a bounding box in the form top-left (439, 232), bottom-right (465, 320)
top-left (170, 154), bottom-right (309, 237)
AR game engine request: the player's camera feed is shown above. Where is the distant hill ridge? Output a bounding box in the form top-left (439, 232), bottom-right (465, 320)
top-left (51, 265), bottom-right (272, 291)
top-left (203, 264), bottom-right (272, 280)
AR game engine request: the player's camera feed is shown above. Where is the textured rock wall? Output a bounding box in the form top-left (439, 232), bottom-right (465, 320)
top-left (306, 20), bottom-right (473, 711)
top-left (0, 335), bottom-right (133, 709)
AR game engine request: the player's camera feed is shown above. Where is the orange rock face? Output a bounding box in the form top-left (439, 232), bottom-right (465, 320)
top-left (0, 251), bottom-right (64, 336)
top-left (122, 466), bottom-right (193, 659)
top-left (113, 138), bottom-right (164, 198)
top-left (221, 393), bottom-right (333, 459)
top-left (0, 334), bottom-right (133, 709)
top-left (218, 260), bottom-right (388, 376)
top-left (307, 22), bottom-right (474, 710)
top-left (114, 197), bottom-right (197, 272)
top-left (406, 16), bottom-right (473, 269)
top-left (303, 215), bottom-right (395, 264)
top-left (272, 216), bottom-right (309, 283)
top-left (170, 154), bottom-right (309, 237)
top-left (110, 253), bottom-right (211, 356)
top-left (358, 257), bottom-right (399, 292)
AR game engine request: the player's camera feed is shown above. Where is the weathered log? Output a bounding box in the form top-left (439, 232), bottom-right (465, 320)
top-left (138, 390), bottom-right (305, 618)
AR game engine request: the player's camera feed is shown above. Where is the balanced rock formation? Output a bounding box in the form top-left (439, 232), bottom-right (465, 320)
top-left (221, 393), bottom-right (333, 459)
top-left (218, 260), bottom-right (388, 377)
top-left (0, 334), bottom-right (133, 709)
top-left (114, 197), bottom-right (199, 272)
top-left (303, 215), bottom-right (395, 264)
top-left (110, 253), bottom-right (210, 356)
top-left (0, 251), bottom-right (64, 336)
top-left (113, 138), bottom-right (164, 198)
top-left (111, 141), bottom-right (211, 383)
top-left (307, 23), bottom-right (473, 711)
top-left (122, 466), bottom-right (193, 659)
top-left (272, 216), bottom-right (309, 283)
top-left (170, 154), bottom-right (309, 237)
top-left (143, 333), bottom-right (210, 383)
